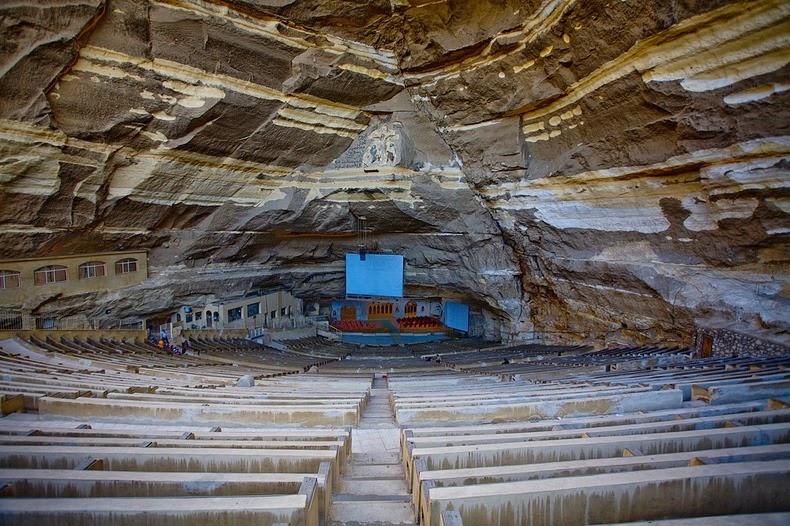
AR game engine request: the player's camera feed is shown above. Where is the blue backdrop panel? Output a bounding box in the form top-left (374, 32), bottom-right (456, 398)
top-left (445, 302), bottom-right (469, 332)
top-left (345, 254), bottom-right (404, 297)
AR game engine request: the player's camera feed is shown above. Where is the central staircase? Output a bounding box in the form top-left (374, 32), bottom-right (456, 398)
top-left (328, 375), bottom-right (415, 525)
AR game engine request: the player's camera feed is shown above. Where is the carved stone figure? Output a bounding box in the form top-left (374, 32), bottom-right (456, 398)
top-left (362, 123), bottom-right (412, 170)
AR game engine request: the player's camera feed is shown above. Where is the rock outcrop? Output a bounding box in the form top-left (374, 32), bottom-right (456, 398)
top-left (0, 0), bottom-right (787, 343)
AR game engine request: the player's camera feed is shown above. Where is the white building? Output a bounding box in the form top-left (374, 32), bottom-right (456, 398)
top-left (171, 289), bottom-right (301, 330)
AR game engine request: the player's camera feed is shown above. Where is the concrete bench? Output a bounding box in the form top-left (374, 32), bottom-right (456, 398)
top-left (0, 383), bottom-right (102, 408)
top-left (154, 385), bottom-right (370, 398)
top-left (599, 512), bottom-right (790, 525)
top-left (694, 379), bottom-right (790, 404)
top-left (406, 422), bottom-right (790, 491)
top-left (401, 400), bottom-right (767, 438)
top-left (0, 423), bottom-right (353, 462)
top-left (0, 435), bottom-right (350, 467)
top-left (667, 372), bottom-right (790, 400)
top-left (0, 465), bottom-right (332, 524)
top-left (405, 409), bottom-right (790, 449)
top-left (0, 445), bottom-right (341, 486)
top-left (394, 385), bottom-right (660, 410)
top-left (37, 396), bottom-right (361, 426)
top-left (398, 400), bottom-right (772, 462)
top-left (422, 460), bottom-right (790, 526)
top-left (0, 394), bottom-right (24, 415)
top-left (394, 387), bottom-right (684, 425)
top-left (0, 371), bottom-right (161, 395)
top-left (0, 478), bottom-right (320, 526)
top-left (413, 444), bottom-right (790, 521)
top-left (106, 391), bottom-right (366, 406)
top-left (391, 381), bottom-right (646, 403)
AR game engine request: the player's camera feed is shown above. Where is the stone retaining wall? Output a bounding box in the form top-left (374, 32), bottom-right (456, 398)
top-left (693, 327), bottom-right (789, 358)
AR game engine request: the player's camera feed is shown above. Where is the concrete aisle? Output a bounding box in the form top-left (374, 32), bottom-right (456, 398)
top-left (328, 376), bottom-right (415, 526)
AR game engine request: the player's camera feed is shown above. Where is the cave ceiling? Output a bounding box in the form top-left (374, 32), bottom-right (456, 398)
top-left (0, 0), bottom-right (788, 342)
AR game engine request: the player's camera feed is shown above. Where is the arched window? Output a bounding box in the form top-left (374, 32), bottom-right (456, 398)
top-left (0, 270), bottom-right (20, 289)
top-left (79, 261), bottom-right (106, 279)
top-left (34, 265), bottom-right (68, 285)
top-left (115, 258), bottom-right (138, 274)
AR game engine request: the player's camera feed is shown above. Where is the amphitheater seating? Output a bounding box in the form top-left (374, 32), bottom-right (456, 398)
top-left (0, 421), bottom-right (331, 525)
top-left (422, 343), bottom-right (692, 378)
top-left (0, 335), bottom-right (371, 525)
top-left (187, 337), bottom-right (342, 372)
top-left (280, 337), bottom-right (355, 360)
top-left (392, 348), bottom-right (790, 526)
top-left (397, 317), bottom-right (442, 331)
top-left (1, 335), bottom-right (788, 525)
top-left (316, 345), bottom-right (450, 375)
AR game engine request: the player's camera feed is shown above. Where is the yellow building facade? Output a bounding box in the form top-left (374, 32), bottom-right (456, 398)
top-left (0, 250), bottom-right (148, 306)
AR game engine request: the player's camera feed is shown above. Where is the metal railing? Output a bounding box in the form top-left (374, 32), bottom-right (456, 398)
top-left (0, 314), bottom-right (144, 331)
top-left (176, 315), bottom-right (326, 338)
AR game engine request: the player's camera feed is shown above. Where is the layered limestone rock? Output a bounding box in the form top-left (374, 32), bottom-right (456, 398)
top-left (0, 0), bottom-right (787, 343)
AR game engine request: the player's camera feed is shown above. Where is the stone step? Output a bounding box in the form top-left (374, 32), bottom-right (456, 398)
top-left (352, 452), bottom-right (400, 465)
top-left (330, 387), bottom-right (412, 526)
top-left (338, 479), bottom-right (410, 495)
top-left (333, 493), bottom-right (411, 503)
top-left (357, 426), bottom-right (399, 431)
top-left (328, 500), bottom-right (415, 525)
top-left (357, 422), bottom-right (399, 430)
top-left (345, 463), bottom-right (404, 478)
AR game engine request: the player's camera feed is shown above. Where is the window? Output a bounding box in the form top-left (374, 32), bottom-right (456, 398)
top-left (115, 258), bottom-right (138, 274)
top-left (195, 311), bottom-right (202, 320)
top-left (0, 270), bottom-right (20, 289)
top-left (34, 265), bottom-right (68, 285)
top-left (228, 307), bottom-right (242, 322)
top-left (271, 310), bottom-right (277, 319)
top-left (280, 307), bottom-right (286, 316)
top-left (79, 261), bottom-right (106, 279)
top-left (247, 302), bottom-right (260, 317)
top-left (186, 313), bottom-right (193, 323)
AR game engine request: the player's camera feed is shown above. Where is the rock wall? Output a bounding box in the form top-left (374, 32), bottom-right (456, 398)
top-left (0, 0), bottom-right (787, 343)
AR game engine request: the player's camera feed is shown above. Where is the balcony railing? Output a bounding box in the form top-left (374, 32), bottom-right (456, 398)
top-left (0, 313), bottom-right (144, 331)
